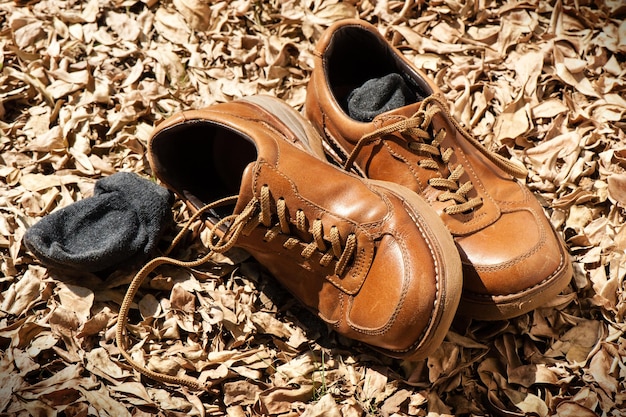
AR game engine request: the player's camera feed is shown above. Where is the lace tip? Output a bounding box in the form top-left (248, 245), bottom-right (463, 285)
top-left (511, 160), bottom-right (529, 179)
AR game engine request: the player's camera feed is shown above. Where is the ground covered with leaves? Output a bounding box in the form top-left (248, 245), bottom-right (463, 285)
top-left (0, 0), bottom-right (625, 415)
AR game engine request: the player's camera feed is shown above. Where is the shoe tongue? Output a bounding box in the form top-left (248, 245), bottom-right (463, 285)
top-left (233, 162), bottom-right (257, 215)
top-left (347, 73), bottom-right (418, 122)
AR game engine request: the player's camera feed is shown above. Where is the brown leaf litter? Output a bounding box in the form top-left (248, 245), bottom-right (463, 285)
top-left (0, 0), bottom-right (625, 415)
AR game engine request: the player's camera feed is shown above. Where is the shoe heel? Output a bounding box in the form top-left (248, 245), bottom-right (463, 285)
top-left (241, 96), bottom-right (327, 160)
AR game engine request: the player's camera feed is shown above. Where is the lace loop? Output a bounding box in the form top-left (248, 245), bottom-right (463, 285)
top-left (116, 195), bottom-right (239, 392)
top-left (276, 198), bottom-right (290, 233)
top-left (345, 94), bottom-right (528, 215)
top-left (259, 185), bottom-right (272, 227)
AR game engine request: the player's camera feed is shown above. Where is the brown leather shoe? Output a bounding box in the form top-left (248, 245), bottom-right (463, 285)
top-left (147, 95), bottom-right (462, 360)
top-left (305, 19), bottom-right (572, 320)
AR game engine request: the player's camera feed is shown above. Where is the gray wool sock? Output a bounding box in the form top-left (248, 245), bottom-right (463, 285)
top-left (23, 172), bottom-right (174, 272)
top-left (347, 73), bottom-right (415, 122)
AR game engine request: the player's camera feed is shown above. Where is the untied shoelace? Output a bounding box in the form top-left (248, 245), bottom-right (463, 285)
top-left (116, 185), bottom-right (356, 390)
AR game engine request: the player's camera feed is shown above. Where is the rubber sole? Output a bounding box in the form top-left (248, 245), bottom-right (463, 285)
top-left (456, 237), bottom-right (573, 320)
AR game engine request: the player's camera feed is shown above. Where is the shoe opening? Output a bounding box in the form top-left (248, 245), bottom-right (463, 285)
top-left (150, 121), bottom-right (257, 217)
top-left (325, 24), bottom-right (432, 121)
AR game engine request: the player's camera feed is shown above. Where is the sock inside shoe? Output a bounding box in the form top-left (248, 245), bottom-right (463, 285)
top-left (23, 172), bottom-right (174, 272)
top-left (325, 25), bottom-right (432, 121)
top-left (347, 73), bottom-right (414, 122)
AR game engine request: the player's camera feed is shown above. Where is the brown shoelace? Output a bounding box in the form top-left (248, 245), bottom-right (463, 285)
top-left (116, 185), bottom-right (356, 390)
top-left (344, 94), bottom-right (527, 215)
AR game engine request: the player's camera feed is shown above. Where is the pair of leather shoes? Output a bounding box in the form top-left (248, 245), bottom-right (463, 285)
top-left (131, 20), bottom-right (572, 365)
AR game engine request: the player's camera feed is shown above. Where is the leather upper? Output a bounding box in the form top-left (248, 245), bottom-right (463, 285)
top-left (148, 96), bottom-right (462, 357)
top-left (306, 19), bottom-right (572, 318)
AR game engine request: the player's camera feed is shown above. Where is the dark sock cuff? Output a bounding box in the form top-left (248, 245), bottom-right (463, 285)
top-left (347, 73), bottom-right (415, 122)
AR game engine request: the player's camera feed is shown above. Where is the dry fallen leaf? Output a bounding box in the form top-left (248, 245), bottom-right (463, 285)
top-left (1, 0), bottom-right (625, 415)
